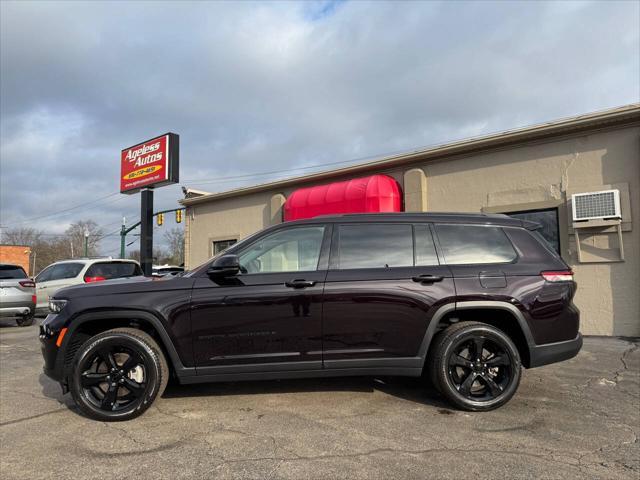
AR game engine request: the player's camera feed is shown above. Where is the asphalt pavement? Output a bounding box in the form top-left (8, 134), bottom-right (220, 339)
top-left (0, 318), bottom-right (638, 479)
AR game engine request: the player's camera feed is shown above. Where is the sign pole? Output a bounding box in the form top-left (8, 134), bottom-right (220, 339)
top-left (140, 189), bottom-right (154, 276)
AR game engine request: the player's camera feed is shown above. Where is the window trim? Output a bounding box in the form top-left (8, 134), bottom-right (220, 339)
top-left (234, 224), bottom-right (329, 276)
top-left (432, 223), bottom-right (520, 266)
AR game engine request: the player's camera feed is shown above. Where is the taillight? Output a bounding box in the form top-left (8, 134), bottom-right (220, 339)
top-left (31, 295), bottom-right (37, 303)
top-left (84, 276), bottom-right (106, 283)
top-left (541, 270), bottom-right (574, 282)
top-left (19, 280), bottom-right (35, 288)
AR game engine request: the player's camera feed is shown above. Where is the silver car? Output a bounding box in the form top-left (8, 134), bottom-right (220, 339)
top-left (0, 264), bottom-right (36, 326)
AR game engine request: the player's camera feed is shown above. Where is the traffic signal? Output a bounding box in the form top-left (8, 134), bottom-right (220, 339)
top-left (157, 213), bottom-right (164, 226)
top-left (175, 209), bottom-right (182, 223)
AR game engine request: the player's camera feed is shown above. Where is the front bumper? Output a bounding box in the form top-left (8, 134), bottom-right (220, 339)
top-left (40, 318), bottom-right (65, 383)
top-left (528, 333), bottom-right (583, 368)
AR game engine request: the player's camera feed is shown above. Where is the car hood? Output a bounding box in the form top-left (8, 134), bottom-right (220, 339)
top-left (53, 275), bottom-right (193, 299)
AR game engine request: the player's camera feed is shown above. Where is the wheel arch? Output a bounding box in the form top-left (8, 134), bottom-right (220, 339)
top-left (419, 301), bottom-right (535, 368)
top-left (61, 310), bottom-right (193, 380)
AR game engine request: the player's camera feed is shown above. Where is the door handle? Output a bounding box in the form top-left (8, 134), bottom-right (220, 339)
top-left (285, 279), bottom-right (316, 289)
top-left (412, 274), bottom-right (444, 283)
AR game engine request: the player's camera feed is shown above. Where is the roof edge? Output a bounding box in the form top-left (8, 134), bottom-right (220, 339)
top-left (180, 103), bottom-right (640, 206)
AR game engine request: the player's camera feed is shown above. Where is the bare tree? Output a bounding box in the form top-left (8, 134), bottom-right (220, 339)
top-left (65, 220), bottom-right (104, 257)
top-left (164, 227), bottom-right (184, 266)
top-left (1, 227), bottom-right (42, 246)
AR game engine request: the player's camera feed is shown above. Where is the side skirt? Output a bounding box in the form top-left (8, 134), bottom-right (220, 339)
top-left (179, 367), bottom-right (423, 384)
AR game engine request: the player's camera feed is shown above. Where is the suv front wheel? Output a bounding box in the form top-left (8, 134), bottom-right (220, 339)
top-left (428, 321), bottom-right (521, 411)
top-left (70, 328), bottom-right (168, 421)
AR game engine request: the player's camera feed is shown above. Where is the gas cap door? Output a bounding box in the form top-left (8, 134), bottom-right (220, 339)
top-left (479, 270), bottom-right (507, 288)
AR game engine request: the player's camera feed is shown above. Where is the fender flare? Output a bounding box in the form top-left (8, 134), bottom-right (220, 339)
top-left (416, 300), bottom-right (535, 366)
top-left (64, 310), bottom-right (195, 378)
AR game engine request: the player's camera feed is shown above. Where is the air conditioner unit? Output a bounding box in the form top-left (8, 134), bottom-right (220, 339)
top-left (571, 189), bottom-right (621, 222)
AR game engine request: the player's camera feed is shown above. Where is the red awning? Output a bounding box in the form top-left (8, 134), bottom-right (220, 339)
top-left (283, 174), bottom-right (402, 221)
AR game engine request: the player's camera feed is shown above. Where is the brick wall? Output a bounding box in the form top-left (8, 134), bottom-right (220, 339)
top-left (0, 245), bottom-right (32, 275)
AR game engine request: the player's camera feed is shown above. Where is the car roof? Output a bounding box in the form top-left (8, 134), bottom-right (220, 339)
top-left (49, 258), bottom-right (140, 265)
top-left (284, 212), bottom-right (532, 228)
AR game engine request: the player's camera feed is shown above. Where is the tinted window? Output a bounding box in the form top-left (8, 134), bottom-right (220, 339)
top-left (338, 224), bottom-right (413, 269)
top-left (35, 265), bottom-right (54, 282)
top-left (0, 265), bottom-right (27, 279)
top-left (238, 226), bottom-right (325, 274)
top-left (43, 263), bottom-right (85, 281)
top-left (85, 262), bottom-right (142, 279)
top-left (436, 224), bottom-right (516, 264)
top-left (414, 224), bottom-right (439, 266)
top-left (508, 208), bottom-right (560, 254)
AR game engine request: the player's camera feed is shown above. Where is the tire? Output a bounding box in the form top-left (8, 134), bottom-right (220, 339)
top-left (16, 314), bottom-right (34, 327)
top-left (427, 321), bottom-right (521, 411)
top-left (70, 328), bottom-right (169, 421)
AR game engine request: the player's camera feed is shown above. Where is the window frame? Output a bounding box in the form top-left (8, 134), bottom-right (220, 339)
top-left (432, 223), bottom-right (520, 266)
top-left (212, 239), bottom-right (238, 257)
top-left (234, 223), bottom-right (331, 276)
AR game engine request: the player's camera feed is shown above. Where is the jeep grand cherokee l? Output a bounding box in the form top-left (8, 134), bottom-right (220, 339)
top-left (40, 213), bottom-right (581, 421)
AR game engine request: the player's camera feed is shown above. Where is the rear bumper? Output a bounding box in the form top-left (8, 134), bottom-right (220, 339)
top-left (528, 333), bottom-right (583, 368)
top-left (0, 302), bottom-right (35, 317)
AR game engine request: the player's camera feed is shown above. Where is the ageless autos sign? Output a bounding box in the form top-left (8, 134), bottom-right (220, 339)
top-left (120, 133), bottom-right (179, 194)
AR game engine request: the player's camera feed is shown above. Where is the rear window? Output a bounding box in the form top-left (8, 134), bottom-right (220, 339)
top-left (85, 262), bottom-right (142, 280)
top-left (435, 224), bottom-right (517, 265)
top-left (0, 265), bottom-right (27, 279)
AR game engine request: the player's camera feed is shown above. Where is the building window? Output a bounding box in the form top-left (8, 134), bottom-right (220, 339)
top-left (508, 208), bottom-right (560, 254)
top-left (213, 239), bottom-right (237, 256)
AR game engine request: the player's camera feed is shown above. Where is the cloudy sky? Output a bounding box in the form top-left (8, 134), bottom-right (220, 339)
top-left (1, 0), bottom-right (638, 256)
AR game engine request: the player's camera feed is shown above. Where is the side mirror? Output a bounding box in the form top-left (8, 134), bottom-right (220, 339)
top-left (206, 254), bottom-right (240, 277)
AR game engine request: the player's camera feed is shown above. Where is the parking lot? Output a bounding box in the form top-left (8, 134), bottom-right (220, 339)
top-left (0, 319), bottom-right (637, 480)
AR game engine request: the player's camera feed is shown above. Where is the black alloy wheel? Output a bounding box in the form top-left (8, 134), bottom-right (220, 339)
top-left (428, 321), bottom-right (521, 411)
top-left (447, 335), bottom-right (512, 401)
top-left (70, 328), bottom-right (168, 421)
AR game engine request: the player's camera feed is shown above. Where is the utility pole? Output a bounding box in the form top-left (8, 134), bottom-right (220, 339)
top-left (83, 229), bottom-right (89, 257)
top-left (70, 239), bottom-right (74, 258)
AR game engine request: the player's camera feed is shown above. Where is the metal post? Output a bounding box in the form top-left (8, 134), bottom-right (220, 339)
top-left (140, 189), bottom-right (154, 276)
top-left (120, 217), bottom-right (126, 259)
top-left (83, 229), bottom-right (89, 257)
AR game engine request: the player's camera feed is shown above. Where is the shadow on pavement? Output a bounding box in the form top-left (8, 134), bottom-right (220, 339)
top-left (163, 375), bottom-right (451, 410)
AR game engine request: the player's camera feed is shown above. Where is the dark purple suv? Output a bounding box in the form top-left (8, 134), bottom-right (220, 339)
top-left (40, 213), bottom-right (581, 421)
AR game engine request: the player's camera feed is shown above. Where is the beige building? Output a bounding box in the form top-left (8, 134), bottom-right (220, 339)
top-left (180, 104), bottom-right (640, 337)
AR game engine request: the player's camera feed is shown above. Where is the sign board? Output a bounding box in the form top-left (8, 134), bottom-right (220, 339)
top-left (120, 133), bottom-right (179, 194)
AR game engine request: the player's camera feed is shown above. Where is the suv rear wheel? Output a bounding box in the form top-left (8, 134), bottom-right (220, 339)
top-left (70, 328), bottom-right (168, 421)
top-left (428, 321), bottom-right (521, 411)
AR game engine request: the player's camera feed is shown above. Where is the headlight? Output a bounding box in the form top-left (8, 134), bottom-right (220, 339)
top-left (49, 299), bottom-right (68, 314)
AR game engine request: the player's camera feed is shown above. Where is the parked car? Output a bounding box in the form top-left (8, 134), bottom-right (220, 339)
top-left (34, 259), bottom-right (143, 315)
top-left (0, 263), bottom-right (36, 326)
top-left (40, 213), bottom-right (581, 421)
top-left (152, 265), bottom-right (184, 277)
